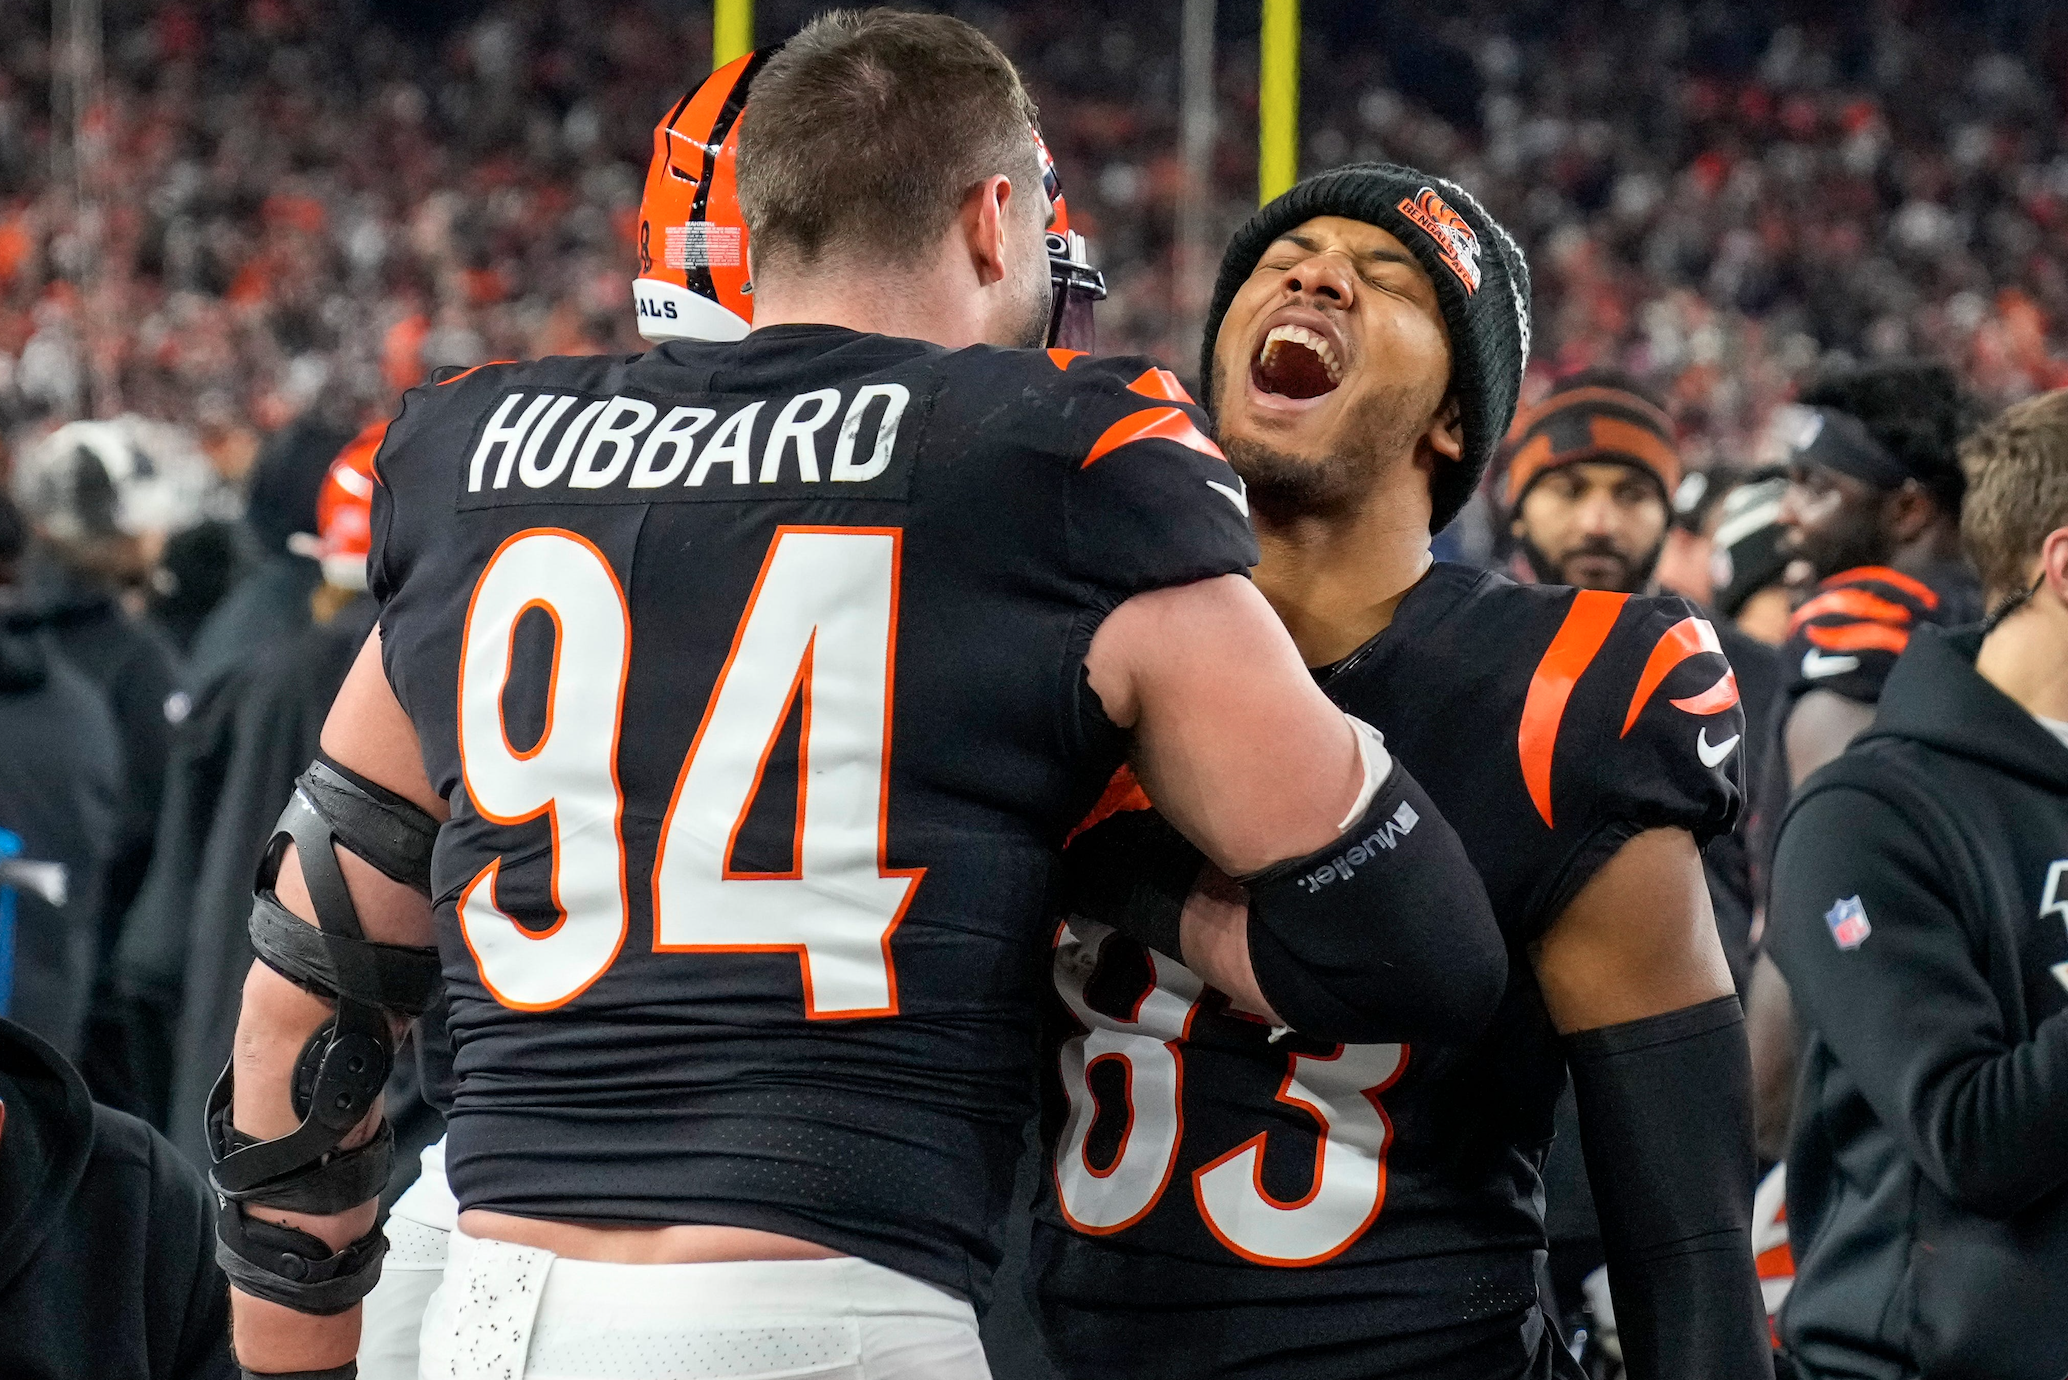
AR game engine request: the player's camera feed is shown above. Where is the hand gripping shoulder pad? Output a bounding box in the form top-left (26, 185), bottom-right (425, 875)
top-left (1238, 719), bottom-right (1508, 1046)
top-left (211, 755), bottom-right (442, 1315)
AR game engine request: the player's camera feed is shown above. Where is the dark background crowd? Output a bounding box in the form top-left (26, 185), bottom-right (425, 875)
top-left (1, 2), bottom-right (2066, 1377)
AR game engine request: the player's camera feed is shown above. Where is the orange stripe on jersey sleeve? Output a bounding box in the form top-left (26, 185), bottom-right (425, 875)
top-left (1806, 620), bottom-right (1910, 654)
top-left (1127, 367), bottom-right (1194, 403)
top-left (1083, 407), bottom-right (1227, 467)
top-left (1832, 564), bottom-right (1939, 609)
top-left (1047, 348), bottom-right (1086, 370)
top-left (1065, 765), bottom-right (1153, 846)
top-left (1518, 590), bottom-right (1628, 829)
top-left (434, 360), bottom-right (516, 387)
top-left (1786, 587), bottom-right (1915, 636)
top-left (1621, 615), bottom-right (1738, 735)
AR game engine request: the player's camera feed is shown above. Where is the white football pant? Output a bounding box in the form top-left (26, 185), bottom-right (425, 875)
top-left (361, 1136), bottom-right (992, 1380)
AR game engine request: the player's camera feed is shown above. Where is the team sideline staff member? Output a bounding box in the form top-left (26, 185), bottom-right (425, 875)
top-left (1768, 387), bottom-right (2068, 1379)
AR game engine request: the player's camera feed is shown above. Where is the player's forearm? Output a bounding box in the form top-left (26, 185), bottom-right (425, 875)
top-left (231, 1290), bottom-right (363, 1374)
top-left (1059, 744), bottom-right (1506, 1045)
top-left (1566, 997), bottom-right (1772, 1380)
top-left (227, 962), bottom-right (384, 1373)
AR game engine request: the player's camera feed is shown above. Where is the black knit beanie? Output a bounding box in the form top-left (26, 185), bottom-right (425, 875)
top-left (1200, 163), bottom-right (1532, 533)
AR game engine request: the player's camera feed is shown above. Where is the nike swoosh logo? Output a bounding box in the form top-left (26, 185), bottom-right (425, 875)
top-left (1207, 479), bottom-right (1249, 517)
top-left (1697, 727), bottom-right (1741, 769)
top-left (1801, 649), bottom-right (1861, 679)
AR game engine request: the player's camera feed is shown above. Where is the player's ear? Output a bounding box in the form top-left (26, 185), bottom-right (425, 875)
top-left (1886, 478), bottom-right (1936, 544)
top-left (2042, 524), bottom-right (2068, 604)
top-left (961, 174), bottom-right (1012, 288)
top-left (1420, 395), bottom-right (1465, 466)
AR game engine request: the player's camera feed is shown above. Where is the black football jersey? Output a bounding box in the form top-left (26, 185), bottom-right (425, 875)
top-left (1748, 561), bottom-right (1982, 904)
top-left (1776, 563), bottom-right (1979, 708)
top-left (1030, 564), bottom-right (1744, 1379)
top-left (367, 326), bottom-right (1256, 1302)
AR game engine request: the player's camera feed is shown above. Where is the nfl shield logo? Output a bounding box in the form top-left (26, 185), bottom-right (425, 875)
top-left (1825, 895), bottom-right (1872, 950)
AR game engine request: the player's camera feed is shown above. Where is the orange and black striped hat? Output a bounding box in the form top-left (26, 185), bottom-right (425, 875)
top-left (1503, 374), bottom-right (1681, 508)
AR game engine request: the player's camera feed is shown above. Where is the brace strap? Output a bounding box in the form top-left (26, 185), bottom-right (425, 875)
top-left (217, 1204), bottom-right (387, 1316)
top-left (302, 753), bottom-right (437, 895)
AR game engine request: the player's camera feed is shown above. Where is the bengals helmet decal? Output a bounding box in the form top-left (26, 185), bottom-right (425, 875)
top-left (635, 49), bottom-right (774, 343)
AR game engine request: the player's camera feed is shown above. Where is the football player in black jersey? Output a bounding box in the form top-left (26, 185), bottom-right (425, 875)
top-left (1741, 367), bottom-right (1984, 1164)
top-left (1032, 165), bottom-right (1772, 1379)
top-left (1499, 377), bottom-right (1784, 1357)
top-left (357, 45), bottom-right (1123, 1380)
top-left (214, 15), bottom-right (1510, 1380)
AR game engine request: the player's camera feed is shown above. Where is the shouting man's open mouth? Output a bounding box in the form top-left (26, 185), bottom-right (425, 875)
top-left (1250, 314), bottom-right (1345, 404)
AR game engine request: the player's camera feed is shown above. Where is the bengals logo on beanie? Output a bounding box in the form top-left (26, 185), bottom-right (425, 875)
top-left (1397, 187), bottom-right (1482, 295)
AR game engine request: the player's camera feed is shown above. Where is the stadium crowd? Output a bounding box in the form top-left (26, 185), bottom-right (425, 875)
top-left (0, 2), bottom-right (2066, 1379)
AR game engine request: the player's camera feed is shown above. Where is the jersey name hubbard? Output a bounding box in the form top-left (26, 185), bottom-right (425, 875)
top-left (367, 326), bottom-right (1255, 1302)
top-left (1033, 565), bottom-right (1744, 1378)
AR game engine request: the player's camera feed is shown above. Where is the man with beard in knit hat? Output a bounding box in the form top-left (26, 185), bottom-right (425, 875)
top-left (1034, 166), bottom-right (1771, 1379)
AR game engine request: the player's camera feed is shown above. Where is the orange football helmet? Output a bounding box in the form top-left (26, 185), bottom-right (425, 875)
top-left (309, 419), bottom-right (386, 591)
top-left (636, 51), bottom-right (1108, 349)
top-left (635, 51), bottom-right (770, 343)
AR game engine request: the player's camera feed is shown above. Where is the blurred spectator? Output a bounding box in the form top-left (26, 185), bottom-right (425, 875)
top-left (1709, 469), bottom-right (1796, 644)
top-left (1656, 466), bottom-right (1735, 608)
top-left (0, 493), bottom-right (121, 1061)
top-left (106, 407), bottom-right (352, 1122)
top-left (113, 420), bottom-right (434, 1171)
top-left (0, 1014), bottom-right (234, 1379)
top-left (0, 1), bottom-right (2060, 472)
top-left (9, 417), bottom-right (211, 930)
top-left (1765, 386), bottom-right (2068, 1379)
top-left (7, 417), bottom-right (216, 1110)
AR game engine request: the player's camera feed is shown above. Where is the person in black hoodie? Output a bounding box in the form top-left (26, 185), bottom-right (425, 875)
top-left (1767, 386), bottom-right (2068, 1379)
top-left (0, 494), bottom-right (124, 1060)
top-left (0, 1014), bottom-right (234, 1379)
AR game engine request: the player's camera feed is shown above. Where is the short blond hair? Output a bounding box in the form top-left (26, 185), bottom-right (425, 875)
top-left (737, 10), bottom-right (1041, 271)
top-left (1959, 388), bottom-right (2068, 599)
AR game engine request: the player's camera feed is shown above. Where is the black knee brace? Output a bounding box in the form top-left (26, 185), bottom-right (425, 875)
top-left (211, 755), bottom-right (442, 1316)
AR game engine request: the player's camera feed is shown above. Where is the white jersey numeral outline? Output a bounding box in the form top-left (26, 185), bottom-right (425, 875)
top-left (1193, 1041), bottom-right (1404, 1265)
top-left (456, 525), bottom-right (918, 1015)
top-left (1052, 921), bottom-right (1205, 1233)
top-left (457, 529), bottom-right (632, 1011)
top-left (1049, 920), bottom-right (1406, 1264)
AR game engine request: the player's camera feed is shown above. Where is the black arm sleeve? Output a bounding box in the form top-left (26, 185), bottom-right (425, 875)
top-left (1768, 784), bottom-right (2068, 1216)
top-left (1061, 760), bottom-right (1506, 1044)
top-left (1564, 995), bottom-right (1772, 1380)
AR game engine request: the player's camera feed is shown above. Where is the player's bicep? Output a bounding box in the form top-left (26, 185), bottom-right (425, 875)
top-left (1530, 827), bottom-right (1734, 1034)
top-left (269, 628), bottom-right (442, 950)
top-left (1085, 574), bottom-right (1359, 876)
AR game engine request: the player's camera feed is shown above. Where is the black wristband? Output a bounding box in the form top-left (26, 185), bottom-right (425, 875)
top-left (1564, 995), bottom-right (1773, 1380)
top-left (244, 1365), bottom-right (357, 1380)
top-left (1057, 808), bottom-right (1203, 959)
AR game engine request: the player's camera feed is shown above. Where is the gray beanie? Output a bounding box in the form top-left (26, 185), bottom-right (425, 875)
top-left (1200, 163), bottom-right (1532, 533)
